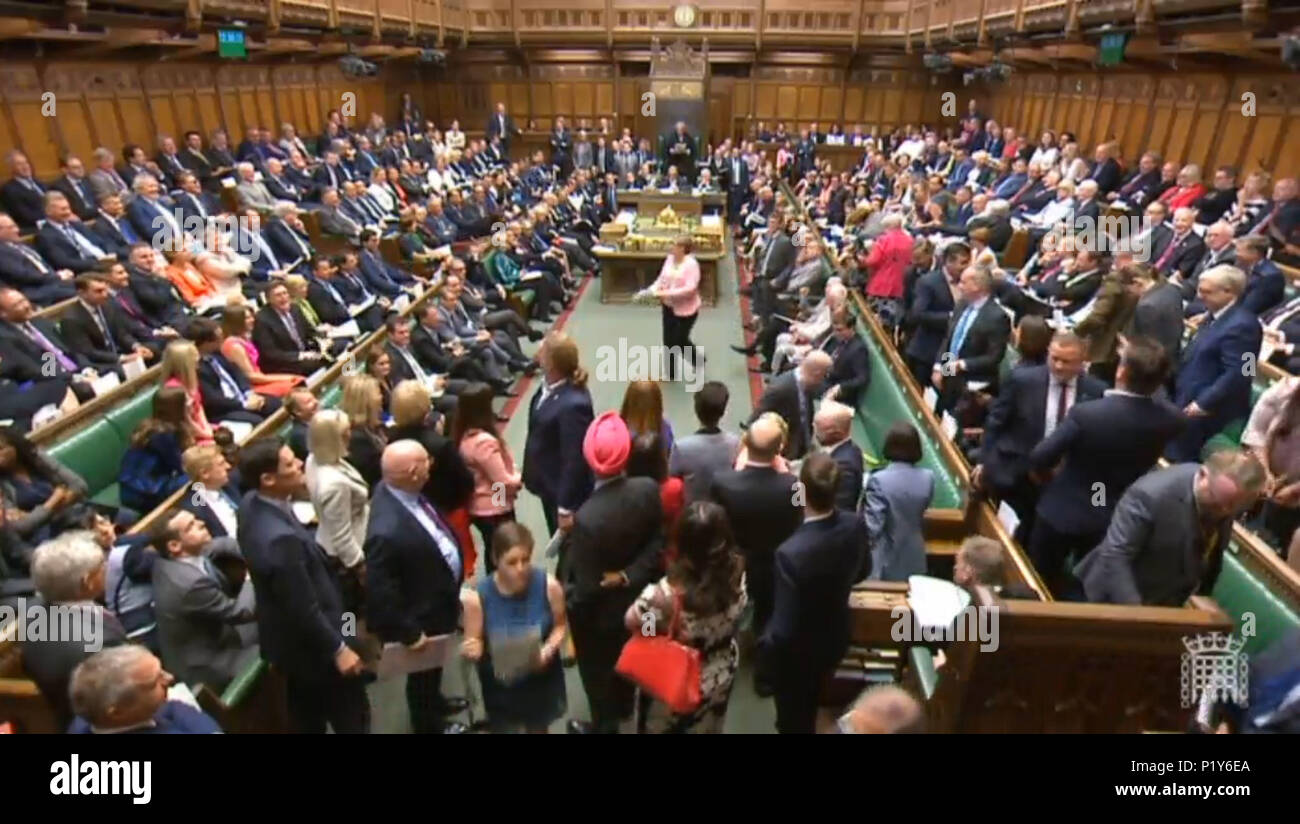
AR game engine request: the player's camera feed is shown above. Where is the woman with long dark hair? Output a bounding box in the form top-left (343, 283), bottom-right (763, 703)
top-left (625, 430), bottom-right (685, 540)
top-left (0, 426), bottom-right (91, 546)
top-left (623, 500), bottom-right (747, 733)
top-left (455, 382), bottom-right (522, 572)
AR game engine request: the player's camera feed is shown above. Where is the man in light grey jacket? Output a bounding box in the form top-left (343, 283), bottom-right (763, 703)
top-left (151, 508), bottom-right (258, 690)
top-left (669, 381), bottom-right (741, 504)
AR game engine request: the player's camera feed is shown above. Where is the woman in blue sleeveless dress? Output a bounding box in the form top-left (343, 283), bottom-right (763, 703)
top-left (461, 522), bottom-right (568, 733)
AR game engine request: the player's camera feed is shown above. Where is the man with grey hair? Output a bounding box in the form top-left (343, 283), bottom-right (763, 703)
top-left (126, 172), bottom-right (184, 250)
top-left (1076, 448), bottom-right (1265, 605)
top-left (20, 531), bottom-right (127, 729)
top-left (88, 147), bottom-right (132, 204)
top-left (68, 645), bottom-right (221, 734)
top-left (931, 266), bottom-right (1010, 415)
top-left (837, 684), bottom-right (925, 733)
top-left (235, 161), bottom-right (277, 211)
top-left (1181, 219), bottom-right (1238, 301)
top-left (1167, 263), bottom-right (1261, 462)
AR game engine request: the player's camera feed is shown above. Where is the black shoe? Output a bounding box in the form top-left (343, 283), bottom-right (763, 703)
top-left (437, 697), bottom-right (470, 716)
top-left (566, 719), bottom-right (595, 734)
top-left (730, 343), bottom-right (757, 356)
top-left (526, 327), bottom-right (545, 342)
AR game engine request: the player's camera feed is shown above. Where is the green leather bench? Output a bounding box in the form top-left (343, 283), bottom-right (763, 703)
top-left (850, 311), bottom-right (964, 510)
top-left (1212, 549), bottom-right (1300, 656)
top-left (46, 387), bottom-right (158, 509)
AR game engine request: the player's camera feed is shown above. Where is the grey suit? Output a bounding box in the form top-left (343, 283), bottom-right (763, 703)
top-left (20, 603), bottom-right (127, 728)
top-left (1126, 281), bottom-right (1184, 364)
top-left (236, 179), bottom-right (277, 211)
top-left (88, 168), bottom-right (131, 204)
top-left (152, 553), bottom-right (258, 690)
top-left (1074, 463), bottom-right (1229, 606)
top-left (864, 462), bottom-right (935, 582)
top-left (668, 429), bottom-right (741, 504)
top-left (318, 205), bottom-right (362, 241)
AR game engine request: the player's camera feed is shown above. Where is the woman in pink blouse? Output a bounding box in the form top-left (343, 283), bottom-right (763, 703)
top-left (652, 235), bottom-right (702, 381)
top-left (455, 382), bottom-right (522, 573)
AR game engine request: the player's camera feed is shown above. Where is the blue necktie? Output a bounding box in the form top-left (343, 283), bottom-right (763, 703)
top-left (951, 305), bottom-right (978, 356)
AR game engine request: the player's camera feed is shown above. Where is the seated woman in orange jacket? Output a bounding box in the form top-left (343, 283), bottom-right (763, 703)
top-left (162, 246), bottom-right (221, 309)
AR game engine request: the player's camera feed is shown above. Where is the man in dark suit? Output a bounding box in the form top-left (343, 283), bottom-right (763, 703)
top-left (154, 136), bottom-right (189, 190)
top-left (90, 193), bottom-right (140, 260)
top-left (750, 350), bottom-right (832, 460)
top-left (709, 415), bottom-right (803, 656)
top-left (59, 273), bottom-right (154, 376)
top-left (1090, 144), bottom-right (1122, 195)
top-left (0, 287), bottom-right (96, 400)
top-left (312, 151), bottom-right (353, 193)
top-left (814, 401), bottom-right (864, 512)
top-left (1075, 449), bottom-right (1264, 605)
top-left (410, 300), bottom-right (499, 389)
top-left (283, 388), bottom-right (317, 462)
top-left (358, 230), bottom-right (418, 297)
top-left (178, 131), bottom-right (219, 191)
top-left (149, 508), bottom-right (257, 690)
top-left (1, 150), bottom-right (46, 231)
top-left (179, 442), bottom-right (243, 541)
top-left (487, 103), bottom-right (522, 157)
top-left (824, 309), bottom-right (871, 409)
top-left (50, 155), bottom-right (98, 221)
top-left (760, 454), bottom-right (868, 733)
top-left (1233, 233), bottom-right (1286, 316)
top-left (173, 172), bottom-right (219, 227)
top-left (1072, 180), bottom-right (1102, 232)
top-left (563, 412), bottom-right (663, 734)
top-left (522, 336), bottom-right (596, 535)
top-left (1108, 151), bottom-right (1163, 207)
top-left (1166, 264), bottom-right (1262, 462)
top-left (931, 267), bottom-right (1011, 415)
top-left (262, 158), bottom-right (304, 204)
top-left (742, 213), bottom-right (797, 321)
top-left (0, 213), bottom-right (77, 306)
top-left (1180, 220), bottom-right (1237, 303)
top-left (36, 192), bottom-right (112, 273)
top-left (1026, 336), bottom-right (1184, 597)
top-left (365, 441), bottom-right (470, 734)
top-left (1124, 267), bottom-right (1184, 367)
top-left (1151, 207), bottom-right (1206, 282)
top-left (976, 332), bottom-right (1105, 543)
top-left (22, 532), bottom-right (128, 730)
top-left (905, 243), bottom-right (968, 385)
top-left (307, 256), bottom-right (381, 333)
top-left (238, 439), bottom-right (369, 733)
top-left (252, 281), bottom-right (330, 376)
top-left (125, 244), bottom-right (195, 336)
top-left (189, 317), bottom-right (280, 425)
top-left (549, 117), bottom-right (573, 179)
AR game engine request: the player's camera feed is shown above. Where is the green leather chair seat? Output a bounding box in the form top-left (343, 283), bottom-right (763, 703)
top-left (851, 313), bottom-right (964, 510)
top-left (908, 645), bottom-right (939, 700)
top-left (1211, 548), bottom-right (1300, 656)
top-left (47, 387), bottom-right (158, 502)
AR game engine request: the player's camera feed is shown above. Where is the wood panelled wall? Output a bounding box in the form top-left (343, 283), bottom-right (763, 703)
top-left (396, 62), bottom-right (965, 146)
top-left (989, 72), bottom-right (1300, 181)
top-left (0, 62), bottom-right (387, 177)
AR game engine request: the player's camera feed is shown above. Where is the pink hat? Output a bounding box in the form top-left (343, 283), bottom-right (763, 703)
top-left (583, 411), bottom-right (631, 476)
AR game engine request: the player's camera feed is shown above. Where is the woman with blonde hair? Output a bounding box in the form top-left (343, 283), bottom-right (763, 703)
top-left (220, 304), bottom-right (304, 397)
top-left (338, 373), bottom-right (387, 486)
top-left (522, 332), bottom-right (595, 535)
top-left (305, 408), bottom-right (369, 609)
top-left (196, 225), bottom-right (251, 300)
top-left (733, 411), bottom-right (791, 473)
top-left (620, 379), bottom-right (674, 457)
top-left (284, 276), bottom-right (323, 330)
top-left (160, 339), bottom-right (215, 444)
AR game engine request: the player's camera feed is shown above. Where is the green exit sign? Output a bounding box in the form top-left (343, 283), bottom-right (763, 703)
top-left (218, 29), bottom-right (247, 59)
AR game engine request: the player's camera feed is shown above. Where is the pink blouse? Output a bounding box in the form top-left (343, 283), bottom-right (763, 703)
top-left (163, 377), bottom-right (215, 444)
top-left (460, 429), bottom-right (522, 517)
top-left (653, 254), bottom-right (702, 317)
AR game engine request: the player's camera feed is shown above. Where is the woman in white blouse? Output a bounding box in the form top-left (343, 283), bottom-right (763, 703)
top-left (196, 226), bottom-right (251, 301)
top-left (367, 167), bottom-right (397, 213)
top-left (1057, 141), bottom-right (1089, 184)
top-left (1029, 129), bottom-right (1059, 171)
top-left (305, 409), bottom-right (370, 601)
top-left (426, 155), bottom-right (451, 193)
top-left (445, 120), bottom-right (466, 151)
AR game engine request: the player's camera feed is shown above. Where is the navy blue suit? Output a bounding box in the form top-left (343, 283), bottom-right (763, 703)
top-left (36, 222), bottom-right (110, 273)
top-left (126, 197), bottom-right (182, 251)
top-left (0, 242), bottom-right (76, 306)
top-left (825, 333), bottom-right (871, 409)
top-left (1167, 303), bottom-right (1262, 462)
top-left (197, 351), bottom-right (281, 424)
top-left (1241, 259), bottom-right (1285, 316)
top-left (760, 511), bottom-right (867, 734)
top-left (905, 268), bottom-right (957, 381)
top-left (364, 482), bottom-right (463, 733)
top-left (238, 491), bottom-right (368, 733)
top-left (522, 380), bottom-right (595, 533)
top-left (175, 191), bottom-right (219, 226)
top-left (90, 211), bottom-right (140, 260)
top-left (264, 219), bottom-right (314, 272)
top-left (358, 248), bottom-right (414, 298)
top-left (180, 479), bottom-right (242, 539)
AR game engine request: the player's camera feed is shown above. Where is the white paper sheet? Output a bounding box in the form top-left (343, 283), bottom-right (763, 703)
top-left (375, 634), bottom-right (456, 679)
top-left (940, 411), bottom-right (958, 440)
top-left (997, 501), bottom-right (1021, 536)
top-left (90, 372), bottom-right (121, 396)
top-left (291, 500), bottom-right (317, 525)
top-left (121, 356), bottom-right (147, 381)
top-left (328, 319), bottom-right (361, 339)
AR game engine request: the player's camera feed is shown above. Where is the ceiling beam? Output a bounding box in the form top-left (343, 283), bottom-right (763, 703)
top-left (55, 27), bottom-right (178, 58)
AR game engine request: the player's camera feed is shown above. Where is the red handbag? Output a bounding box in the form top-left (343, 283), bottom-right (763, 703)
top-left (615, 585), bottom-right (702, 714)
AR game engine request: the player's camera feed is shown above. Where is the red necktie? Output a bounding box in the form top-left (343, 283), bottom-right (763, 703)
top-left (1056, 381), bottom-right (1070, 427)
top-left (1155, 234), bottom-right (1184, 272)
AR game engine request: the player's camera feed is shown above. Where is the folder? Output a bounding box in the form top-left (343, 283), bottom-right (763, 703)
top-left (375, 634), bottom-right (456, 678)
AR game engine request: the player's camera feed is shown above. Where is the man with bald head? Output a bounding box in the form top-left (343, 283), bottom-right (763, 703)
top-left (751, 349), bottom-right (832, 460)
top-left (709, 413), bottom-right (803, 687)
top-left (1151, 206), bottom-right (1205, 280)
top-left (365, 440), bottom-right (468, 734)
top-left (1182, 220), bottom-right (1237, 302)
top-left (814, 400), bottom-right (862, 512)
